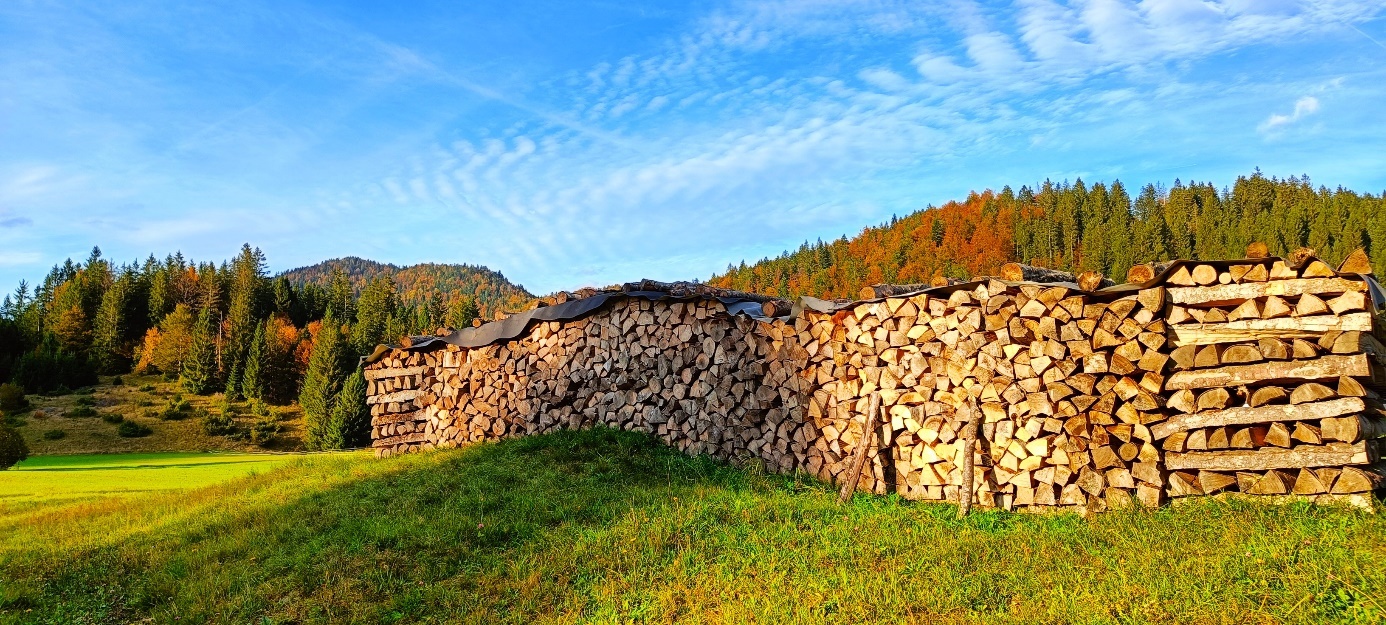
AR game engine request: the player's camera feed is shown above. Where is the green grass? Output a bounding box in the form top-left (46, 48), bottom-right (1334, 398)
top-left (0, 452), bottom-right (301, 509)
top-left (1, 428), bottom-right (1383, 624)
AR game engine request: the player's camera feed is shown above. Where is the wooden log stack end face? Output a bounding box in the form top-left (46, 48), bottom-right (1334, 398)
top-left (364, 263), bottom-right (1386, 512)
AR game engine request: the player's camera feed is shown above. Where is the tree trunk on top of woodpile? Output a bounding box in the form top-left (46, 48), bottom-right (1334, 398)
top-left (1000, 263), bottom-right (1077, 284)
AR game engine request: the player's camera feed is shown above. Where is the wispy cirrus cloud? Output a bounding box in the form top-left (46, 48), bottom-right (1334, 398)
top-left (2, 0), bottom-right (1384, 292)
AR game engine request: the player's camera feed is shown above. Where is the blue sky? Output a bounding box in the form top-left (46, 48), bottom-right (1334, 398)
top-left (2, 0), bottom-right (1384, 295)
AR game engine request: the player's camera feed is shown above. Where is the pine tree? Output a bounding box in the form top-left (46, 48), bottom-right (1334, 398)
top-left (242, 321), bottom-right (267, 402)
top-left (181, 306), bottom-right (219, 395)
top-left (91, 271), bottom-right (134, 374)
top-left (448, 296), bottom-right (479, 329)
top-left (325, 369), bottom-right (369, 449)
top-left (326, 268), bottom-right (355, 321)
top-left (350, 276), bottom-right (398, 357)
top-left (300, 311), bottom-right (348, 450)
top-left (224, 245), bottom-right (267, 386)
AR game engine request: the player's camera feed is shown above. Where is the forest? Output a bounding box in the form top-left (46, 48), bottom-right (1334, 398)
top-left (709, 171), bottom-right (1386, 298)
top-left (0, 248), bottom-right (532, 450)
top-left (4, 170), bottom-right (1383, 451)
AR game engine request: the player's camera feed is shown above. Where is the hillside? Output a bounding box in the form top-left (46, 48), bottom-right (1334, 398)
top-left (4, 428), bottom-right (1382, 623)
top-left (710, 172), bottom-right (1386, 299)
top-left (279, 257), bottom-right (535, 319)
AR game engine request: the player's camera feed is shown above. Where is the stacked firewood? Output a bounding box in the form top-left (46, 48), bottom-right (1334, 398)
top-left (366, 350), bottom-right (431, 457)
top-left (375, 297), bottom-right (820, 472)
top-left (364, 252), bottom-right (1384, 510)
top-left (1151, 252), bottom-right (1385, 506)
top-left (800, 275), bottom-right (1170, 513)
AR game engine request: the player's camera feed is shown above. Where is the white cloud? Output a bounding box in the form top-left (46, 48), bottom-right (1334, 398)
top-left (1259, 96), bottom-right (1321, 132)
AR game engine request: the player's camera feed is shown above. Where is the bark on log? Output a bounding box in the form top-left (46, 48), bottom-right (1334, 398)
top-left (838, 393), bottom-right (882, 503)
top-left (1165, 441), bottom-right (1377, 471)
top-left (1166, 278), bottom-right (1367, 307)
top-left (1000, 263), bottom-right (1078, 284)
top-left (1164, 355), bottom-right (1373, 390)
top-left (1151, 397), bottom-right (1366, 439)
top-left (1166, 314), bottom-right (1374, 347)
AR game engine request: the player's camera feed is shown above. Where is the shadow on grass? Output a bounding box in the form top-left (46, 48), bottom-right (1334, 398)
top-left (1, 428), bottom-right (776, 624)
top-left (3, 427), bottom-right (1384, 625)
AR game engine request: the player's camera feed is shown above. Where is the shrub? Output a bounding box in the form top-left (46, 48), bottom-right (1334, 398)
top-left (0, 424), bottom-right (28, 469)
top-left (42, 429), bottom-right (66, 440)
top-left (1, 413), bottom-right (25, 428)
top-left (117, 421), bottom-right (152, 437)
top-left (202, 407), bottom-right (238, 437)
top-left (158, 395), bottom-right (193, 420)
top-left (111, 376), bottom-right (124, 386)
top-left (74, 396), bottom-right (96, 406)
top-left (101, 412), bottom-right (124, 424)
top-left (138, 384), bottom-right (156, 392)
top-left (0, 383), bottom-right (28, 412)
top-left (247, 400), bottom-right (280, 446)
top-left (66, 406), bottom-right (99, 418)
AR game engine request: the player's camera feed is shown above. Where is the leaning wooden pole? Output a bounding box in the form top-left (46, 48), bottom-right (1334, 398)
top-left (838, 394), bottom-right (882, 504)
top-left (957, 402), bottom-right (980, 518)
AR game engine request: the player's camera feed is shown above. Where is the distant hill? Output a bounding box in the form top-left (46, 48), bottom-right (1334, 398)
top-left (279, 257), bottom-right (535, 319)
top-left (709, 172), bottom-right (1386, 300)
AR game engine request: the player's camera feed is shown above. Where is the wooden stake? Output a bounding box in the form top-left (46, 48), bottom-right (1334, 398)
top-left (838, 393), bottom-right (882, 504)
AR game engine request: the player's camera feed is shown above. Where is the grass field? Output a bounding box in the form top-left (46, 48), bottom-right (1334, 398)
top-left (3, 375), bottom-right (305, 455)
top-left (0, 452), bottom-right (301, 513)
top-left (1, 428), bottom-right (1383, 624)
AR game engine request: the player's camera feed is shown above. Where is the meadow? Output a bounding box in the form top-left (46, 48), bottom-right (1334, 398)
top-left (3, 375), bottom-right (305, 455)
top-left (1, 428), bottom-right (1383, 624)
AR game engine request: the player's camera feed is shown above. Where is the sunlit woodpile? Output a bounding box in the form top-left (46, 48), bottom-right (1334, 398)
top-left (366, 249), bottom-right (1385, 512)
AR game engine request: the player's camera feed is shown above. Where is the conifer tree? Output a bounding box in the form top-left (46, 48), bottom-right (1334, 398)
top-left (350, 276), bottom-right (398, 356)
top-left (181, 306), bottom-right (219, 395)
top-left (242, 321), bottom-right (267, 402)
top-left (324, 369), bottom-right (369, 449)
top-left (301, 311), bottom-right (348, 450)
top-left (91, 271), bottom-right (134, 374)
top-left (448, 296), bottom-right (479, 329)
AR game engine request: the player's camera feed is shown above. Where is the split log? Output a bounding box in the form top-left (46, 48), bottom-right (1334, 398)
top-left (1151, 398), bottom-right (1366, 439)
top-left (1165, 314), bottom-right (1374, 346)
top-left (1165, 441), bottom-right (1378, 472)
top-left (1164, 355), bottom-right (1372, 390)
top-left (1166, 277), bottom-right (1367, 307)
top-left (1321, 414), bottom-right (1386, 443)
top-left (1337, 248), bottom-right (1374, 275)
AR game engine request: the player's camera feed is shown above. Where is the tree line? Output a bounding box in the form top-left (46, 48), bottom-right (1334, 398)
top-left (710, 171), bottom-right (1385, 298)
top-left (0, 245), bottom-right (525, 450)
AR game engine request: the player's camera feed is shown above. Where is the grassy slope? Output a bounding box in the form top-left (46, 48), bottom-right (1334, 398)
top-left (2, 429), bottom-right (1384, 625)
top-left (5, 375), bottom-right (305, 455)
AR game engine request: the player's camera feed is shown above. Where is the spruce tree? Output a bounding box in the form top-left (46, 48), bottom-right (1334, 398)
top-left (92, 272), bottom-right (134, 374)
top-left (301, 311), bottom-right (348, 450)
top-left (350, 276), bottom-right (397, 356)
top-left (325, 369), bottom-right (369, 449)
top-left (181, 306), bottom-right (219, 395)
top-left (241, 321), bottom-right (267, 402)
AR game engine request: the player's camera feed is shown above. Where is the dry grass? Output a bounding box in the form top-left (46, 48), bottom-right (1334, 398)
top-left (4, 375), bottom-right (304, 455)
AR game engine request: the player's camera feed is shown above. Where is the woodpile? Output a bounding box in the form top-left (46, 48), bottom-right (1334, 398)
top-left (1154, 255), bottom-right (1384, 507)
top-left (364, 250), bottom-right (1384, 511)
